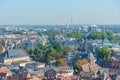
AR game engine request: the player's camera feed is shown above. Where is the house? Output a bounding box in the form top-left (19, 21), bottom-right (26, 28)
top-left (45, 69), bottom-right (57, 80)
top-left (0, 39), bottom-right (7, 54)
top-left (103, 72), bottom-right (117, 80)
top-left (99, 60), bottom-right (120, 75)
top-left (102, 38), bottom-right (112, 46)
top-left (87, 53), bottom-right (101, 69)
top-left (32, 76), bottom-right (40, 80)
top-left (28, 68), bottom-right (45, 78)
top-left (0, 39), bottom-right (6, 47)
top-left (55, 66), bottom-right (74, 79)
top-left (11, 72), bottom-right (32, 80)
top-left (63, 39), bottom-right (79, 50)
top-left (23, 39), bottom-right (38, 50)
top-left (65, 52), bottom-right (88, 66)
top-left (8, 65), bottom-right (20, 74)
top-left (0, 73), bottom-right (8, 80)
top-left (79, 71), bottom-right (95, 80)
top-left (116, 75), bottom-right (120, 80)
top-left (38, 36), bottom-right (48, 46)
top-left (0, 65), bottom-right (32, 80)
top-left (0, 46), bottom-right (6, 54)
top-left (28, 65), bottom-right (73, 79)
top-left (0, 49), bottom-right (31, 64)
top-left (80, 53), bottom-right (102, 79)
top-left (0, 67), bottom-right (10, 73)
top-left (56, 70), bottom-right (73, 78)
top-left (54, 35), bottom-right (79, 50)
top-left (25, 61), bottom-right (45, 69)
top-left (0, 67), bottom-right (12, 80)
top-left (115, 53), bottom-right (120, 60)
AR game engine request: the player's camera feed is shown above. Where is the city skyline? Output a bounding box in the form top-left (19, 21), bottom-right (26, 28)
top-left (0, 0), bottom-right (120, 25)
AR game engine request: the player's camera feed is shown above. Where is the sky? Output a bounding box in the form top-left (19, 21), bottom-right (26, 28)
top-left (0, 0), bottom-right (120, 25)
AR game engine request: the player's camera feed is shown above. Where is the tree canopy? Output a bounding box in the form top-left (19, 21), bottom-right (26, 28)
top-left (87, 32), bottom-right (118, 40)
top-left (74, 59), bottom-right (88, 70)
top-left (107, 32), bottom-right (118, 41)
top-left (67, 32), bottom-right (82, 39)
top-left (53, 43), bottom-right (64, 52)
top-left (87, 32), bottom-right (107, 40)
top-left (56, 58), bottom-right (67, 66)
top-left (97, 46), bottom-right (112, 60)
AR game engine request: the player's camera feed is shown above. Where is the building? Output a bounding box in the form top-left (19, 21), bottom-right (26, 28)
top-left (25, 61), bottom-right (45, 69)
top-left (81, 26), bottom-right (88, 32)
top-left (100, 60), bottom-right (120, 75)
top-left (45, 69), bottom-right (57, 80)
top-left (0, 49), bottom-right (31, 64)
top-left (115, 53), bottom-right (120, 60)
top-left (88, 25), bottom-right (97, 32)
top-left (56, 70), bottom-right (73, 78)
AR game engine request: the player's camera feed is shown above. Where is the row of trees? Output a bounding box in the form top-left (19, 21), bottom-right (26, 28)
top-left (87, 32), bottom-right (107, 40)
top-left (67, 31), bottom-right (118, 41)
top-left (87, 32), bottom-right (118, 40)
top-left (67, 32), bottom-right (82, 40)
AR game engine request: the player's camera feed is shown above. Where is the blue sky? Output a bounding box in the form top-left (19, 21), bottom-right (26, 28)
top-left (0, 0), bottom-right (120, 24)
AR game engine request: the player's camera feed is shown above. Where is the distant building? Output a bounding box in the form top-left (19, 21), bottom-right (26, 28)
top-left (81, 26), bottom-right (88, 32)
top-left (88, 25), bottom-right (97, 32)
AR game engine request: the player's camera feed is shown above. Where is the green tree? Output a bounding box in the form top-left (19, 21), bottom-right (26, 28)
top-left (97, 46), bottom-right (112, 60)
top-left (107, 32), bottom-right (118, 41)
top-left (46, 47), bottom-right (57, 61)
top-left (37, 53), bottom-right (45, 62)
top-left (67, 32), bottom-right (82, 39)
top-left (49, 47), bottom-right (56, 55)
top-left (54, 43), bottom-right (64, 52)
top-left (87, 32), bottom-right (107, 40)
top-left (87, 32), bottom-right (118, 41)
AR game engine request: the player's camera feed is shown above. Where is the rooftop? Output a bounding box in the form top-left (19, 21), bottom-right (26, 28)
top-left (0, 67), bottom-right (10, 73)
top-left (0, 49), bottom-right (29, 60)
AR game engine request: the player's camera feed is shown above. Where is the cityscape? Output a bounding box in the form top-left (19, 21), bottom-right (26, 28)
top-left (0, 25), bottom-right (120, 80)
top-left (0, 0), bottom-right (120, 80)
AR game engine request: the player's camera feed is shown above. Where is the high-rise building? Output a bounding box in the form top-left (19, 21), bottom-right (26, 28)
top-left (88, 25), bottom-right (97, 32)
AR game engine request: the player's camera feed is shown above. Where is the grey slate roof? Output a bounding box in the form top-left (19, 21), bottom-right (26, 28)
top-left (29, 66), bottom-right (73, 75)
top-left (0, 49), bottom-right (29, 60)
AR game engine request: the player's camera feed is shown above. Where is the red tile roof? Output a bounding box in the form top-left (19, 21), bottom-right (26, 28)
top-left (0, 67), bottom-right (10, 73)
